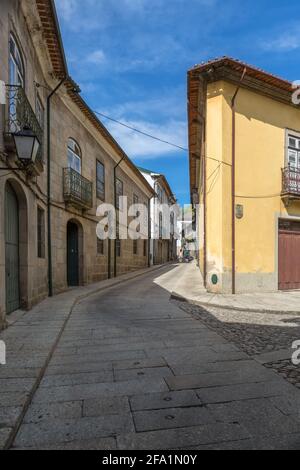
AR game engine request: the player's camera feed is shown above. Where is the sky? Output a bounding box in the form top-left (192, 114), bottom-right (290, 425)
top-left (54, 0), bottom-right (300, 205)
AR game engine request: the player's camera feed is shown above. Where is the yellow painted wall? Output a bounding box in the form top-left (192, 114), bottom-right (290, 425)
top-left (204, 80), bottom-right (300, 292)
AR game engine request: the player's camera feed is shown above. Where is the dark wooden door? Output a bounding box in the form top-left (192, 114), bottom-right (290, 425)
top-left (279, 220), bottom-right (300, 290)
top-left (67, 222), bottom-right (79, 286)
top-left (5, 183), bottom-right (20, 314)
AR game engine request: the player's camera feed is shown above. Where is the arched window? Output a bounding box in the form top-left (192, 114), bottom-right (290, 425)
top-left (67, 138), bottom-right (81, 173)
top-left (9, 34), bottom-right (24, 86)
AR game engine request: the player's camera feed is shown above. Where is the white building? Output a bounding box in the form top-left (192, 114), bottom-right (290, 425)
top-left (139, 167), bottom-right (178, 265)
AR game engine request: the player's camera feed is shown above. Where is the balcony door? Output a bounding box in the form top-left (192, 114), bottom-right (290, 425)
top-left (288, 135), bottom-right (300, 169)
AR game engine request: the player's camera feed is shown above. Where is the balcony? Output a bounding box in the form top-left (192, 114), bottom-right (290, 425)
top-left (282, 166), bottom-right (300, 201)
top-left (4, 85), bottom-right (44, 170)
top-left (63, 167), bottom-right (93, 210)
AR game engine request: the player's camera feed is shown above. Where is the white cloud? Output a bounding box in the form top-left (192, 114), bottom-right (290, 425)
top-left (86, 49), bottom-right (106, 64)
top-left (56, 0), bottom-right (78, 21)
top-left (262, 25), bottom-right (300, 51)
top-left (103, 117), bottom-right (187, 159)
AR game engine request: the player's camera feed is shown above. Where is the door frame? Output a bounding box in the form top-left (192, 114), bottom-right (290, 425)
top-left (66, 219), bottom-right (84, 287)
top-left (3, 178), bottom-right (29, 314)
top-left (276, 214), bottom-right (300, 291)
top-left (5, 182), bottom-right (20, 314)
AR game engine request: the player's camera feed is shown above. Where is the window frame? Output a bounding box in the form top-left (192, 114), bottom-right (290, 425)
top-left (67, 138), bottom-right (82, 174)
top-left (115, 178), bottom-right (123, 210)
top-left (96, 160), bottom-right (105, 201)
top-left (9, 33), bottom-right (25, 87)
top-left (286, 129), bottom-right (300, 169)
top-left (97, 237), bottom-right (105, 256)
top-left (35, 91), bottom-right (44, 130)
top-left (37, 206), bottom-right (45, 259)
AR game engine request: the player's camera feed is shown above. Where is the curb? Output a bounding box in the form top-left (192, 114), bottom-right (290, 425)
top-left (170, 291), bottom-right (300, 316)
top-left (3, 263), bottom-right (170, 450)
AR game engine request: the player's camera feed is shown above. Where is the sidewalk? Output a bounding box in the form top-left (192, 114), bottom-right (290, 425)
top-left (172, 262), bottom-right (300, 314)
top-left (0, 264), bottom-right (167, 449)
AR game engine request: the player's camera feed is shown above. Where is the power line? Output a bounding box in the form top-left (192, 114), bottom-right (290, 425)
top-left (94, 110), bottom-right (188, 152)
top-left (93, 109), bottom-right (232, 168)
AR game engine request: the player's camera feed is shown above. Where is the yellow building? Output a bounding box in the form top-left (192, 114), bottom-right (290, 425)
top-left (188, 57), bottom-right (300, 294)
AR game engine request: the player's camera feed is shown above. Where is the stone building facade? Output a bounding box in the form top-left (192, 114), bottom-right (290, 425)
top-left (139, 167), bottom-right (178, 265)
top-left (0, 0), bottom-right (154, 329)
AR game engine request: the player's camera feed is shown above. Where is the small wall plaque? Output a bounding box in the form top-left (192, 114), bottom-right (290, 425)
top-left (236, 204), bottom-right (244, 219)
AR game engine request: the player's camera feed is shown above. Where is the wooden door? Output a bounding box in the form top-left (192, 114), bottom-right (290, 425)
top-left (5, 183), bottom-right (20, 313)
top-left (279, 220), bottom-right (300, 290)
top-left (67, 222), bottom-right (79, 286)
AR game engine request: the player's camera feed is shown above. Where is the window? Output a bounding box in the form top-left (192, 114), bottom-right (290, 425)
top-left (36, 93), bottom-right (44, 129)
top-left (156, 184), bottom-right (163, 202)
top-left (37, 207), bottom-right (45, 258)
top-left (116, 224), bottom-right (121, 257)
top-left (143, 240), bottom-right (147, 257)
top-left (96, 160), bottom-right (105, 200)
top-left (116, 178), bottom-right (123, 210)
top-left (9, 34), bottom-right (24, 86)
top-left (133, 194), bottom-right (138, 205)
top-left (68, 138), bottom-right (81, 173)
top-left (159, 212), bottom-right (163, 239)
top-left (97, 238), bottom-right (104, 255)
top-left (170, 213), bottom-right (174, 236)
top-left (133, 239), bottom-right (138, 255)
top-left (288, 134), bottom-right (300, 169)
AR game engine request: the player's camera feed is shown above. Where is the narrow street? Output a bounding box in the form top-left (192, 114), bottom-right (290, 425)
top-left (4, 264), bottom-right (300, 450)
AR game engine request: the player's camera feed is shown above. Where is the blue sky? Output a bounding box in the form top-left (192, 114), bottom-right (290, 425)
top-left (55, 0), bottom-right (300, 205)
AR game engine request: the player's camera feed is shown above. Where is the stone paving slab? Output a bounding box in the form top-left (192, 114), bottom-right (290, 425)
top-left (130, 390), bottom-right (202, 412)
top-left (23, 401), bottom-right (83, 424)
top-left (45, 361), bottom-right (113, 376)
top-left (117, 422), bottom-right (251, 450)
top-left (196, 380), bottom-right (298, 404)
top-left (113, 357), bottom-right (167, 371)
top-left (166, 367), bottom-right (277, 391)
top-left (32, 378), bottom-right (169, 404)
top-left (0, 428), bottom-right (13, 448)
top-left (13, 437), bottom-right (117, 450)
top-left (114, 366), bottom-right (173, 382)
top-left (208, 397), bottom-right (300, 436)
top-left (40, 371), bottom-right (114, 388)
top-left (0, 406), bottom-right (23, 428)
top-left (49, 350), bottom-right (147, 366)
top-left (170, 359), bottom-right (264, 376)
top-left (133, 406), bottom-right (215, 432)
top-left (14, 414), bottom-right (135, 448)
top-left (83, 397), bottom-right (130, 417)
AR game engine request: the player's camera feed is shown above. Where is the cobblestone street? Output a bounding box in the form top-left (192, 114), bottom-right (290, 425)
top-left (179, 302), bottom-right (300, 389)
top-left (1, 264), bottom-right (300, 450)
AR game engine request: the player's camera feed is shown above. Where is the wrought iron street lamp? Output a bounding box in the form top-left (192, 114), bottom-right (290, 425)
top-left (12, 126), bottom-right (40, 165)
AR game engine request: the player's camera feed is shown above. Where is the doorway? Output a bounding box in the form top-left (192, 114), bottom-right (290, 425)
top-left (5, 183), bottom-right (20, 314)
top-left (67, 222), bottom-right (79, 286)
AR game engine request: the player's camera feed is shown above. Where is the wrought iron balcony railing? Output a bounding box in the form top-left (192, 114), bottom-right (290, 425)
top-left (282, 166), bottom-right (300, 198)
top-left (5, 85), bottom-right (44, 163)
top-left (63, 167), bottom-right (93, 209)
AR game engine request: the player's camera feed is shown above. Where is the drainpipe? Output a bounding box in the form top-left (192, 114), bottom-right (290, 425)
top-left (113, 156), bottom-right (126, 278)
top-left (231, 67), bottom-right (247, 295)
top-left (47, 77), bottom-right (66, 297)
top-left (148, 196), bottom-right (153, 268)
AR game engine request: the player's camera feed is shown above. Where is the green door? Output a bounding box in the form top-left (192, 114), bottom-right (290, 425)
top-left (5, 183), bottom-right (20, 314)
top-left (67, 222), bottom-right (79, 286)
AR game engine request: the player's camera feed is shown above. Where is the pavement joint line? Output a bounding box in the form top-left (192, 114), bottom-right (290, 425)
top-left (2, 263), bottom-right (170, 450)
